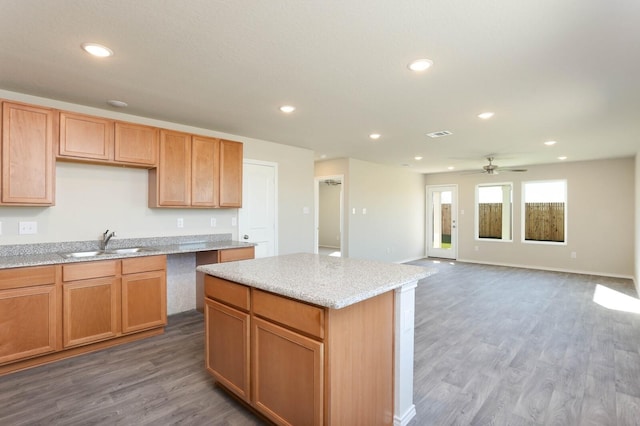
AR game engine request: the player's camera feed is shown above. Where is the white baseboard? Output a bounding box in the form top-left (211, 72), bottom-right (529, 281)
top-left (456, 258), bottom-right (635, 281)
top-left (393, 404), bottom-right (416, 426)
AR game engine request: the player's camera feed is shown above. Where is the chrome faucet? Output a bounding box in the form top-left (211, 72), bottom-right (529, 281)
top-left (101, 230), bottom-right (116, 250)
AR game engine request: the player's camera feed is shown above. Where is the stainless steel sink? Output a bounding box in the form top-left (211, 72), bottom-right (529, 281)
top-left (60, 250), bottom-right (106, 258)
top-left (107, 247), bottom-right (156, 254)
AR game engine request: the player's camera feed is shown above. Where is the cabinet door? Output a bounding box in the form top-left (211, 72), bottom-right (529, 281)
top-left (0, 285), bottom-right (57, 364)
top-left (219, 140), bottom-right (243, 207)
top-left (205, 298), bottom-right (250, 402)
top-left (59, 111), bottom-right (113, 161)
top-left (114, 122), bottom-right (158, 166)
top-left (63, 278), bottom-right (119, 348)
top-left (121, 270), bottom-right (167, 334)
top-left (150, 130), bottom-right (191, 206)
top-left (191, 136), bottom-right (219, 207)
top-left (1, 102), bottom-right (55, 205)
top-left (252, 317), bottom-right (323, 426)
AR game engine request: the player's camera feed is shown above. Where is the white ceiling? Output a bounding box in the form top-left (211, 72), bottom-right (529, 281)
top-left (1, 0), bottom-right (639, 173)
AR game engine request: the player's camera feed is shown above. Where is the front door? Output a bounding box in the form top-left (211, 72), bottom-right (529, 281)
top-left (239, 160), bottom-right (277, 258)
top-left (426, 185), bottom-right (457, 259)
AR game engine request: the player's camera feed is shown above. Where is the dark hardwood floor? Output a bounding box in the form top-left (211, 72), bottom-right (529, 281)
top-left (1, 260), bottom-right (639, 425)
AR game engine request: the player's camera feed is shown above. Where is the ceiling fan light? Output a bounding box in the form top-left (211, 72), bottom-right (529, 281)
top-left (81, 43), bottom-right (113, 57)
top-left (477, 112), bottom-right (494, 120)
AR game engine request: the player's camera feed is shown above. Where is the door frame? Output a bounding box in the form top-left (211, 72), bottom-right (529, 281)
top-left (239, 159), bottom-right (279, 257)
top-left (426, 184), bottom-right (458, 259)
top-left (314, 175), bottom-right (345, 255)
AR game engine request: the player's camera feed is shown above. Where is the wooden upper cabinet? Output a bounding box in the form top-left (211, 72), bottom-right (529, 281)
top-left (59, 111), bottom-right (113, 161)
top-left (1, 102), bottom-right (56, 205)
top-left (150, 132), bottom-right (242, 209)
top-left (192, 136), bottom-right (220, 207)
top-left (114, 122), bottom-right (158, 166)
top-left (149, 129), bottom-right (192, 207)
top-left (219, 140), bottom-right (243, 207)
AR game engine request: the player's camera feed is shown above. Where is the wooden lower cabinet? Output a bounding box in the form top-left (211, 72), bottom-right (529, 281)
top-left (63, 277), bottom-right (119, 348)
top-left (252, 317), bottom-right (323, 426)
top-left (0, 265), bottom-right (59, 364)
top-left (204, 275), bottom-right (393, 426)
top-left (0, 256), bottom-right (167, 375)
top-left (0, 284), bottom-right (58, 364)
top-left (122, 269), bottom-right (167, 334)
top-left (205, 298), bottom-right (250, 401)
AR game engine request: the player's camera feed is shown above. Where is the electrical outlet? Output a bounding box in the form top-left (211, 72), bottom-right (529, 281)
top-left (177, 218), bottom-right (184, 228)
top-left (231, 217), bottom-right (237, 226)
top-left (210, 218), bottom-right (217, 227)
top-left (19, 221), bottom-right (37, 235)
top-left (571, 251), bottom-right (577, 259)
top-left (362, 208), bottom-right (367, 215)
top-left (474, 246), bottom-right (479, 251)
top-left (0, 222), bottom-right (2, 235)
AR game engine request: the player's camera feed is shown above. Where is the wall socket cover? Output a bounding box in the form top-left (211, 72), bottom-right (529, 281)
top-left (19, 221), bottom-right (38, 235)
top-left (177, 218), bottom-right (184, 228)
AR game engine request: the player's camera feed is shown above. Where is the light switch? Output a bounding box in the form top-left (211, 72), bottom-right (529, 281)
top-left (352, 208), bottom-right (356, 214)
top-left (303, 207), bottom-right (310, 214)
top-left (362, 208), bottom-right (367, 215)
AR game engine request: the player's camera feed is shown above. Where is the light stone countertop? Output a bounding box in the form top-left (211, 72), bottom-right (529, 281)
top-left (0, 234), bottom-right (254, 269)
top-left (197, 253), bottom-right (434, 309)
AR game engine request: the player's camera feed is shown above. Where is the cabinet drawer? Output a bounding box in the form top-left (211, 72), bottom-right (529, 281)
top-left (0, 265), bottom-right (57, 290)
top-left (204, 276), bottom-right (250, 312)
top-left (218, 247), bottom-right (254, 263)
top-left (253, 290), bottom-right (324, 340)
top-left (62, 260), bottom-right (118, 282)
top-left (122, 255), bottom-right (166, 275)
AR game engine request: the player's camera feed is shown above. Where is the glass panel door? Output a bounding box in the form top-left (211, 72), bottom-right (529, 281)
top-left (426, 185), bottom-right (457, 259)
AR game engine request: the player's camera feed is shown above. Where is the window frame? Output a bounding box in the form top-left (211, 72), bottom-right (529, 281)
top-left (474, 182), bottom-right (513, 243)
top-left (521, 179), bottom-right (568, 246)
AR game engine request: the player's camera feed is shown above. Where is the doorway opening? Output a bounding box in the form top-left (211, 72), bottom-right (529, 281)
top-left (314, 175), bottom-right (344, 257)
top-left (426, 185), bottom-right (458, 259)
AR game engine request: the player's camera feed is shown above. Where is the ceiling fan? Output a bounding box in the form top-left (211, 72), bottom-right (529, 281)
top-left (479, 156), bottom-right (527, 175)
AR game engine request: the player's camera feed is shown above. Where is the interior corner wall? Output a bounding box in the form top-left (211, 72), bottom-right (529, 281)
top-left (0, 89), bottom-right (315, 255)
top-left (344, 159), bottom-right (425, 263)
top-left (425, 157), bottom-right (635, 278)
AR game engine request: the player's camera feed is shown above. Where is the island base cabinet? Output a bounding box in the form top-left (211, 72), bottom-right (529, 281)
top-left (252, 317), bottom-right (323, 426)
top-left (0, 285), bottom-right (58, 364)
top-left (205, 298), bottom-right (250, 402)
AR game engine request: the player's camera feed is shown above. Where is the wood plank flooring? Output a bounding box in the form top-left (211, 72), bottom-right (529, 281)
top-left (1, 260), bottom-right (639, 425)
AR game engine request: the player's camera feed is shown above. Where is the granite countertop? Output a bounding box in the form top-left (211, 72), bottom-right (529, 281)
top-left (0, 234), bottom-right (255, 269)
top-left (197, 253), bottom-right (434, 309)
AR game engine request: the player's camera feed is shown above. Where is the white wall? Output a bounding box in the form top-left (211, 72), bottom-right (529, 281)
top-left (425, 157), bottom-right (635, 278)
top-left (316, 158), bottom-right (425, 263)
top-left (0, 89), bottom-right (315, 255)
top-left (635, 153), bottom-right (640, 294)
top-left (318, 183), bottom-right (341, 248)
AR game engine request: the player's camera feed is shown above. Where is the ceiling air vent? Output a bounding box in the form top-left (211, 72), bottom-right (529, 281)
top-left (427, 130), bottom-right (453, 138)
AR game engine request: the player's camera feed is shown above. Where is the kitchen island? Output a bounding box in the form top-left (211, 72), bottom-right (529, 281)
top-left (197, 253), bottom-right (432, 426)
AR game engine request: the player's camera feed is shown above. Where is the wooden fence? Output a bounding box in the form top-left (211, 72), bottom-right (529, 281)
top-left (525, 202), bottom-right (564, 242)
top-left (478, 203), bottom-right (502, 239)
top-left (441, 204), bottom-right (451, 236)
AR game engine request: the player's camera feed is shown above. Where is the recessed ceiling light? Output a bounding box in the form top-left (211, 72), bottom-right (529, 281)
top-left (107, 99), bottom-right (128, 108)
top-left (279, 105), bottom-right (295, 113)
top-left (319, 154), bottom-right (327, 159)
top-left (414, 156), bottom-right (423, 161)
top-left (81, 43), bottom-right (113, 57)
top-left (369, 133), bottom-right (381, 140)
top-left (558, 156), bottom-right (567, 160)
top-left (477, 112), bottom-right (495, 120)
top-left (544, 140), bottom-right (557, 146)
top-left (447, 166), bottom-right (455, 170)
top-left (408, 58), bottom-right (433, 72)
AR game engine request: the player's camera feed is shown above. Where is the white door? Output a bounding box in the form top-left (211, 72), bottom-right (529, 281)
top-left (239, 160), bottom-right (277, 258)
top-left (426, 185), bottom-right (457, 259)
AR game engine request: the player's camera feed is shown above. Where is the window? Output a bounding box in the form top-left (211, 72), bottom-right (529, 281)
top-left (476, 183), bottom-right (512, 241)
top-left (522, 180), bottom-right (566, 243)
